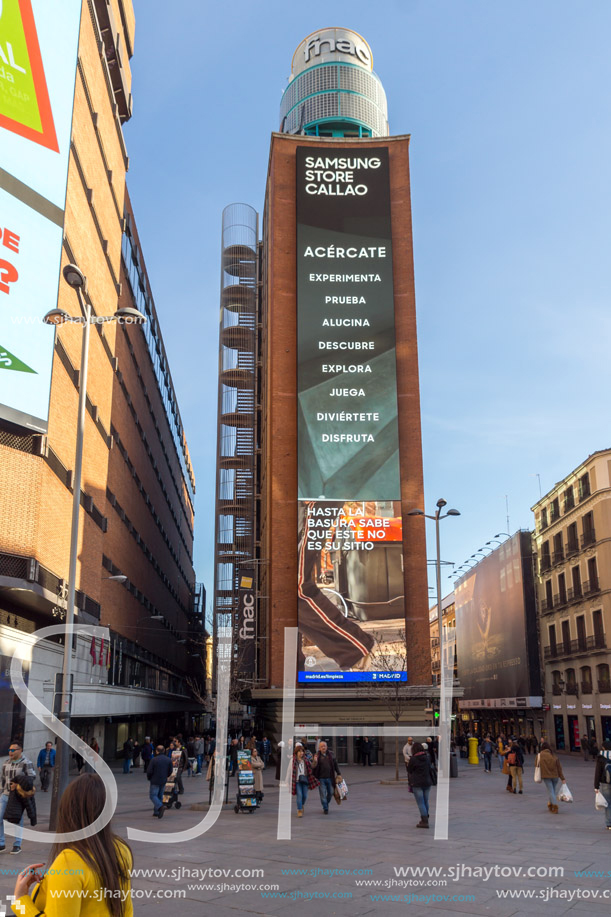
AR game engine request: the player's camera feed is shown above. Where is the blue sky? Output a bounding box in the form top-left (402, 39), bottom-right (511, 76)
top-left (124, 1), bottom-right (611, 604)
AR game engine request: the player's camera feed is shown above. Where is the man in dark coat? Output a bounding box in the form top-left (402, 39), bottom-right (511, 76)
top-left (361, 737), bottom-right (373, 766)
top-left (312, 741), bottom-right (341, 814)
top-left (147, 745), bottom-right (173, 818)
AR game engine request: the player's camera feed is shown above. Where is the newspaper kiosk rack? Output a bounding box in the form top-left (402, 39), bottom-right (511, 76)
top-left (234, 749), bottom-right (259, 814)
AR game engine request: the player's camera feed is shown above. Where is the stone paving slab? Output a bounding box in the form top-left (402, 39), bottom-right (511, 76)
top-left (0, 756), bottom-right (609, 915)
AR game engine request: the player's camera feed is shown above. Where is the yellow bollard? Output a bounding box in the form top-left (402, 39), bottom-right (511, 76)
top-left (468, 736), bottom-right (480, 765)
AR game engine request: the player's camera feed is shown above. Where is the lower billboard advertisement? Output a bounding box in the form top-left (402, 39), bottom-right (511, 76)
top-left (297, 500), bottom-right (406, 682)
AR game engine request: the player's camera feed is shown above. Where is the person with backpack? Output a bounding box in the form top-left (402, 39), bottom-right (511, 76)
top-left (507, 742), bottom-right (525, 793)
top-left (480, 735), bottom-right (495, 773)
top-left (5, 774), bottom-right (36, 829)
top-left (594, 739), bottom-right (611, 830)
top-left (536, 742), bottom-right (565, 814)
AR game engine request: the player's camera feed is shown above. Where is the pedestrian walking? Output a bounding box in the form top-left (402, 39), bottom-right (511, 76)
top-left (5, 774), bottom-right (36, 830)
top-left (0, 740), bottom-right (36, 854)
top-left (291, 745), bottom-right (319, 817)
top-left (251, 746), bottom-right (265, 802)
top-left (132, 741), bottom-right (141, 769)
top-left (11, 773), bottom-right (133, 915)
top-left (140, 737), bottom-right (154, 775)
top-left (407, 742), bottom-right (433, 829)
top-left (507, 742), bottom-right (525, 793)
top-left (170, 738), bottom-right (188, 794)
top-left (426, 737), bottom-right (437, 766)
top-left (594, 739), bottom-right (611, 830)
top-left (536, 742), bottom-right (565, 814)
top-left (402, 737), bottom-right (414, 776)
top-left (479, 735), bottom-right (495, 773)
top-left (74, 735), bottom-right (86, 775)
top-left (498, 735), bottom-right (509, 770)
top-left (193, 735), bottom-right (205, 774)
top-left (312, 741), bottom-right (341, 815)
top-left (228, 738), bottom-right (239, 777)
top-left (147, 745), bottom-right (173, 818)
top-left (581, 734), bottom-right (590, 761)
top-left (590, 735), bottom-right (599, 760)
top-left (361, 736), bottom-right (373, 766)
top-left (122, 737), bottom-right (134, 774)
top-left (261, 735), bottom-right (271, 766)
top-left (36, 741), bottom-right (55, 792)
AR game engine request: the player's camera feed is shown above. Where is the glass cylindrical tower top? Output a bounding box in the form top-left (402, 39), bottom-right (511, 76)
top-left (280, 27), bottom-right (389, 138)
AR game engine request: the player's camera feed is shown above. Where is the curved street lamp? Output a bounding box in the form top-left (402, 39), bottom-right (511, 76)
top-left (47, 265), bottom-right (146, 829)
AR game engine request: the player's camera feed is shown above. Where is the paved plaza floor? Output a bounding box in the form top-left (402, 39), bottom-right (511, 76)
top-left (1, 753), bottom-right (609, 915)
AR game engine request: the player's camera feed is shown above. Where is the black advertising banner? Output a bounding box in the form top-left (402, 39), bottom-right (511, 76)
top-left (296, 147), bottom-right (406, 683)
top-left (236, 570), bottom-right (255, 678)
top-left (454, 533), bottom-right (541, 708)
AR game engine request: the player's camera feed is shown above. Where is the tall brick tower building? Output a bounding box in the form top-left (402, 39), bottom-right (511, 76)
top-left (214, 29), bottom-right (430, 756)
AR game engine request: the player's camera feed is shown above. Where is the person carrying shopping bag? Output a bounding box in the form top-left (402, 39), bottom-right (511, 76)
top-left (594, 738), bottom-right (611, 830)
top-left (536, 742), bottom-right (565, 814)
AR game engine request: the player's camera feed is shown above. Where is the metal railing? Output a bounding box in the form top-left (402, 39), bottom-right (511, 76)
top-left (543, 633), bottom-right (607, 660)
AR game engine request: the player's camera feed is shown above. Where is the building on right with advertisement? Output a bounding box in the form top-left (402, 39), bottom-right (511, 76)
top-left (454, 532), bottom-right (543, 739)
top-left (532, 449), bottom-right (611, 751)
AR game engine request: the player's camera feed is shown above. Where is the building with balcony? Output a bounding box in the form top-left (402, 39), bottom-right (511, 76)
top-left (533, 449), bottom-right (611, 750)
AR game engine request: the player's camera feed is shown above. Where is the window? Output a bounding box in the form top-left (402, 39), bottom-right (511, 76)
top-left (545, 579), bottom-right (553, 610)
top-left (540, 540), bottom-right (551, 572)
top-left (558, 572), bottom-right (567, 605)
top-left (548, 624), bottom-right (557, 653)
top-left (550, 497), bottom-right (560, 522)
top-left (597, 663), bottom-right (610, 693)
top-left (561, 620), bottom-right (571, 652)
top-left (565, 668), bottom-right (578, 694)
top-left (567, 522), bottom-right (579, 554)
top-left (563, 486), bottom-right (575, 512)
top-left (552, 669), bottom-right (562, 695)
top-left (593, 609), bottom-right (604, 646)
top-left (576, 615), bottom-right (586, 650)
top-left (540, 507), bottom-right (548, 530)
top-left (582, 511), bottom-right (596, 547)
top-left (553, 532), bottom-right (563, 564)
top-left (580, 665), bottom-right (593, 693)
top-left (571, 566), bottom-right (582, 598)
top-left (587, 557), bottom-right (599, 593)
top-left (578, 472), bottom-right (591, 502)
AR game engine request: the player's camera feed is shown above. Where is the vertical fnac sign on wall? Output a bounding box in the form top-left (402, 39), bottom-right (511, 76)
top-left (0, 0), bottom-right (82, 432)
top-left (296, 147), bottom-right (407, 684)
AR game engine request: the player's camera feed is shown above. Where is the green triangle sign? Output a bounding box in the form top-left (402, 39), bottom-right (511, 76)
top-left (0, 345), bottom-right (37, 374)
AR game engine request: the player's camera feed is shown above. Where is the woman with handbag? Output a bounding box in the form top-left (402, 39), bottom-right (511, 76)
top-left (291, 746), bottom-right (319, 818)
top-left (535, 742), bottom-right (565, 814)
top-left (407, 742), bottom-right (433, 829)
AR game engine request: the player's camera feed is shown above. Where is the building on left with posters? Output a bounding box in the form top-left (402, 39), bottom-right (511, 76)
top-left (0, 0), bottom-right (201, 765)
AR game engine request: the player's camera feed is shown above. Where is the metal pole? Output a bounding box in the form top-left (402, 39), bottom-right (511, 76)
top-left (435, 506), bottom-right (451, 839)
top-left (49, 294), bottom-right (91, 830)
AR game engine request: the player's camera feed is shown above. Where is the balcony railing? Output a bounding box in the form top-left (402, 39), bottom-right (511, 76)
top-left (583, 578), bottom-right (600, 596)
top-left (543, 633), bottom-right (607, 660)
top-left (598, 680), bottom-right (611, 694)
top-left (581, 529), bottom-right (596, 548)
top-left (579, 482), bottom-right (591, 502)
top-left (565, 683), bottom-right (579, 695)
top-left (540, 556), bottom-right (552, 574)
top-left (541, 596), bottom-right (554, 612)
top-left (567, 585), bottom-right (583, 602)
top-left (580, 681), bottom-right (593, 695)
top-left (564, 495), bottom-right (575, 512)
top-left (555, 591), bottom-right (568, 607)
top-left (540, 516), bottom-right (549, 532)
top-left (552, 684), bottom-right (563, 695)
top-left (552, 550), bottom-right (565, 565)
top-left (566, 539), bottom-right (579, 557)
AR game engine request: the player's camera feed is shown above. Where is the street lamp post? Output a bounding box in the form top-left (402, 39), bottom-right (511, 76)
top-left (45, 264), bottom-right (145, 830)
top-left (408, 498), bottom-right (460, 829)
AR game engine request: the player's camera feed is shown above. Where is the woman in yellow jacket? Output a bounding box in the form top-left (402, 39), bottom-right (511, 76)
top-left (12, 773), bottom-right (132, 917)
top-left (497, 736), bottom-right (513, 792)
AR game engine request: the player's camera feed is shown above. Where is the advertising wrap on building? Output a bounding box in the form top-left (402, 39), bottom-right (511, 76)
top-left (454, 532), bottom-right (542, 709)
top-left (0, 0), bottom-right (82, 432)
top-left (296, 146), bottom-right (406, 683)
top-left (236, 570), bottom-right (256, 678)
